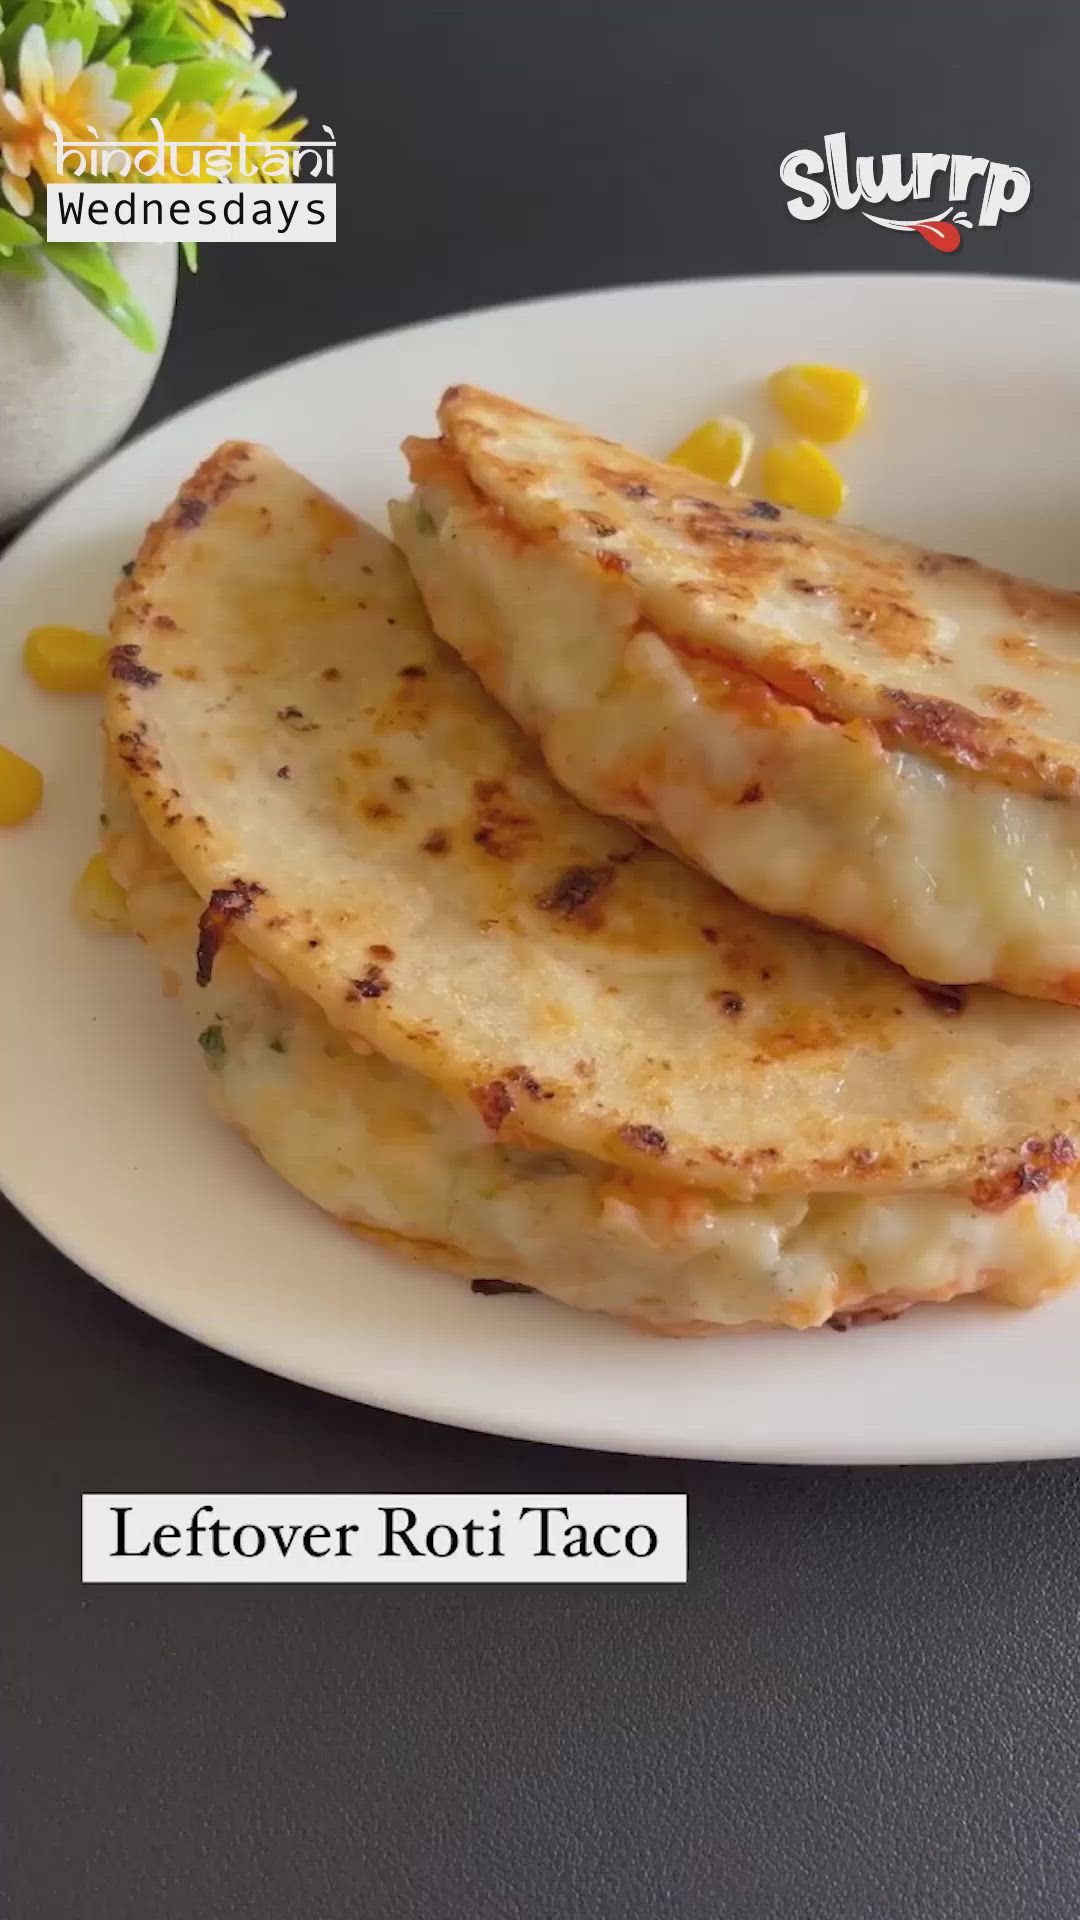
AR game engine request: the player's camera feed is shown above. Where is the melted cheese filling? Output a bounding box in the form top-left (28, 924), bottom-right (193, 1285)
top-left (393, 488), bottom-right (1080, 1001)
top-left (105, 803), bottom-right (1080, 1334)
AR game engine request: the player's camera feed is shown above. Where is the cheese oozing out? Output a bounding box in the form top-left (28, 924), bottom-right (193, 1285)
top-left (103, 799), bottom-right (1080, 1336)
top-left (393, 484), bottom-right (1080, 1003)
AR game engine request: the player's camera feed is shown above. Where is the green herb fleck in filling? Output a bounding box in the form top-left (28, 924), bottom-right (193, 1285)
top-left (198, 1023), bottom-right (226, 1063)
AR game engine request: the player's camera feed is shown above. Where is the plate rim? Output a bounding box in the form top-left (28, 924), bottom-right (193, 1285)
top-left (5, 267), bottom-right (1080, 1466)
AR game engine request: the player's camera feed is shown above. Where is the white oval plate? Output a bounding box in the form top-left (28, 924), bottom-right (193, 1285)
top-left (5, 273), bottom-right (1080, 1465)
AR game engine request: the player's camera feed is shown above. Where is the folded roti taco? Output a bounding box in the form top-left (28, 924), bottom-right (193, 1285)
top-left (396, 385), bottom-right (1080, 1004)
top-left (102, 443), bottom-right (1080, 1331)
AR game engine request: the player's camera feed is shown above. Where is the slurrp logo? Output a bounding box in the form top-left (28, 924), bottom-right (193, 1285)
top-left (781, 132), bottom-right (1030, 253)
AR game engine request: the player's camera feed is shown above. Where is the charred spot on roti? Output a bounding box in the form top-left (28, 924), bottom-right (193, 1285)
top-left (115, 723), bottom-right (159, 777)
top-left (472, 778), bottom-right (537, 860)
top-left (399, 664), bottom-right (427, 679)
top-left (346, 963), bottom-right (390, 1001)
top-left (153, 614), bottom-right (177, 631)
top-left (108, 643), bottom-right (160, 688)
top-left (980, 684), bottom-right (1045, 715)
top-left (536, 865), bottom-right (614, 921)
top-left (754, 1010), bottom-right (843, 1060)
top-left (470, 1079), bottom-right (514, 1132)
top-left (916, 550), bottom-right (976, 575)
top-left (618, 1123), bottom-right (668, 1155)
top-left (368, 943), bottom-right (395, 961)
top-left (175, 444), bottom-right (253, 515)
top-left (276, 765), bottom-right (291, 779)
top-left (997, 631), bottom-right (1040, 659)
top-left (505, 1065), bottom-right (554, 1101)
top-left (470, 1277), bottom-right (536, 1296)
top-left (322, 666), bottom-right (342, 681)
top-left (392, 775), bottom-right (413, 792)
top-left (676, 495), bottom-right (805, 550)
top-left (841, 594), bottom-right (933, 653)
top-left (421, 829), bottom-right (450, 854)
top-left (277, 705), bottom-right (319, 732)
top-left (710, 990), bottom-right (744, 1015)
top-left (746, 499), bottom-right (782, 521)
top-left (701, 926), bottom-right (720, 945)
top-left (195, 879), bottom-right (266, 987)
top-left (881, 687), bottom-right (988, 765)
top-left (828, 1305), bottom-right (908, 1331)
top-left (970, 1134), bottom-right (1077, 1212)
top-left (174, 495), bottom-right (208, 531)
top-left (738, 783), bottom-right (764, 804)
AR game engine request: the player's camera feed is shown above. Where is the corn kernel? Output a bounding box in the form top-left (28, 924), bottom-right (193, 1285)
top-left (71, 852), bottom-right (127, 932)
top-left (761, 440), bottom-right (847, 519)
top-left (23, 624), bottom-right (108, 693)
top-left (767, 364), bottom-right (867, 443)
top-left (0, 745), bottom-right (44, 825)
top-left (666, 416), bottom-right (753, 487)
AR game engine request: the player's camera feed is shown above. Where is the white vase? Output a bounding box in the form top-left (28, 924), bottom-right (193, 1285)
top-left (0, 242), bottom-right (177, 533)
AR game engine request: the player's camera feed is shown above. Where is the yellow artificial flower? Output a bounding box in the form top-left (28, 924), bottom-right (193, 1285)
top-left (180, 0), bottom-right (285, 58)
top-left (0, 26), bottom-right (128, 215)
top-left (119, 83), bottom-right (304, 184)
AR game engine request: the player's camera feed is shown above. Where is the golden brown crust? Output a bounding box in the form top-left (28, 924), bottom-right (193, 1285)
top-left (438, 387), bottom-right (1080, 800)
top-left (106, 442), bottom-right (1080, 1198)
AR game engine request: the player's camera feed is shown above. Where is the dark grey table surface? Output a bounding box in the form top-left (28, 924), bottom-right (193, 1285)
top-left (6, 3), bottom-right (1080, 1915)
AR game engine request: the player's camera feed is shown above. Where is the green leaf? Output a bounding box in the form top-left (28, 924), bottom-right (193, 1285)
top-left (40, 242), bottom-right (157, 351)
top-left (133, 31), bottom-right (202, 61)
top-left (70, 12), bottom-right (101, 61)
top-left (41, 237), bottom-right (129, 300)
top-left (37, 2), bottom-right (101, 61)
top-left (0, 245), bottom-right (44, 278)
top-left (0, 207), bottom-right (41, 246)
top-left (101, 32), bottom-right (131, 65)
top-left (0, 1), bottom-right (47, 62)
top-left (159, 55), bottom-right (240, 105)
top-left (179, 235), bottom-right (197, 272)
top-left (110, 58), bottom-right (155, 100)
top-left (137, 1), bottom-right (179, 35)
top-left (127, 4), bottom-right (201, 64)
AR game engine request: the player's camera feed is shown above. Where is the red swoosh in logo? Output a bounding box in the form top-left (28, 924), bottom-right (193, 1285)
top-left (863, 206), bottom-right (973, 252)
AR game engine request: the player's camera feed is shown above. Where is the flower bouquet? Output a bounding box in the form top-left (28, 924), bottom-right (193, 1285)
top-left (0, 0), bottom-right (301, 347)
